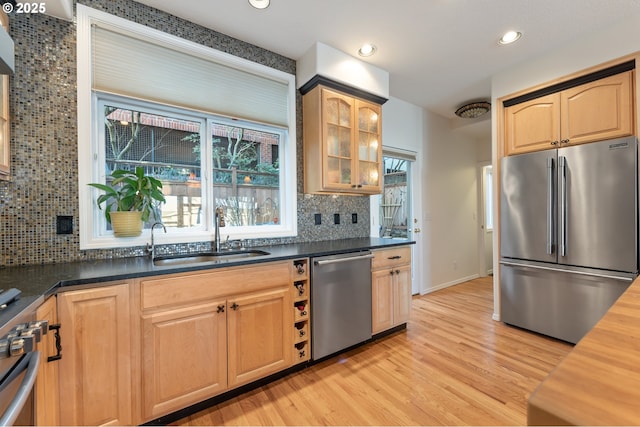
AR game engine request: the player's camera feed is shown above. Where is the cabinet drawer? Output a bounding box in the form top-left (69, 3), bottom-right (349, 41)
top-left (141, 261), bottom-right (290, 310)
top-left (372, 247), bottom-right (412, 270)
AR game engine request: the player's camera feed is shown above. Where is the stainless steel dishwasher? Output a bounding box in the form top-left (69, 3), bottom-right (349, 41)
top-left (311, 251), bottom-right (374, 360)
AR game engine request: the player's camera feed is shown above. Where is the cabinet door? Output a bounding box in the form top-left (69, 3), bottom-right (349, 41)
top-left (35, 296), bottom-right (60, 426)
top-left (58, 284), bottom-right (132, 426)
top-left (322, 88), bottom-right (355, 191)
top-left (141, 301), bottom-right (227, 420)
top-left (355, 99), bottom-right (382, 192)
top-left (393, 264), bottom-right (412, 326)
top-left (372, 269), bottom-right (393, 334)
top-left (227, 287), bottom-right (291, 387)
top-left (505, 93), bottom-right (560, 155)
top-left (561, 71), bottom-right (633, 145)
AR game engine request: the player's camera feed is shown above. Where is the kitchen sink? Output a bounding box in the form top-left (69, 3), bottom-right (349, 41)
top-left (153, 249), bottom-right (270, 267)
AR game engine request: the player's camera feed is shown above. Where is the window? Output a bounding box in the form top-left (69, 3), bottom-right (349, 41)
top-left (77, 5), bottom-right (296, 249)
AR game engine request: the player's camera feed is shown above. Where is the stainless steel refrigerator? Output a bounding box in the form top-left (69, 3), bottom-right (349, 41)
top-left (500, 136), bottom-right (638, 343)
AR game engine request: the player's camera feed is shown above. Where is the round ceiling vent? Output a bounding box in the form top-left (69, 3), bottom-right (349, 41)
top-left (455, 101), bottom-right (491, 119)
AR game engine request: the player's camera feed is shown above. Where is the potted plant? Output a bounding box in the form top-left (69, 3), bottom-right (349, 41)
top-left (89, 167), bottom-right (166, 237)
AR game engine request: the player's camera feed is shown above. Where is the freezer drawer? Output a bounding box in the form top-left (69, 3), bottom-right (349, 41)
top-left (500, 260), bottom-right (634, 343)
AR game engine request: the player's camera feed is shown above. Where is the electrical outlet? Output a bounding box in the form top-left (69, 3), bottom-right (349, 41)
top-left (314, 213), bottom-right (322, 225)
top-left (351, 213), bottom-right (358, 224)
top-left (56, 216), bottom-right (73, 235)
top-left (334, 213), bottom-right (340, 225)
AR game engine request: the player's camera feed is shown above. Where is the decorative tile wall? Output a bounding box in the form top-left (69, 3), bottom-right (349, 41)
top-left (0, 0), bottom-right (371, 267)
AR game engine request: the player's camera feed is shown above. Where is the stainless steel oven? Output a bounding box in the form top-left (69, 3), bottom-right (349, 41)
top-left (0, 290), bottom-right (48, 426)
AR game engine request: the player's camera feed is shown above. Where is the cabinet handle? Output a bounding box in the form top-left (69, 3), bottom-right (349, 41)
top-left (295, 264), bottom-right (305, 275)
top-left (217, 304), bottom-right (225, 313)
top-left (47, 323), bottom-right (62, 362)
top-left (395, 270), bottom-right (401, 275)
top-left (299, 350), bottom-right (306, 358)
top-left (357, 184), bottom-right (363, 188)
top-left (550, 140), bottom-right (559, 146)
top-left (390, 270), bottom-right (395, 276)
top-left (231, 303), bottom-right (239, 310)
top-left (561, 139), bottom-right (570, 144)
top-left (387, 255), bottom-right (401, 260)
top-left (299, 330), bottom-right (306, 337)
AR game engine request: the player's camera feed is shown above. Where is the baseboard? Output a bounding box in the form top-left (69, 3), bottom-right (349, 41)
top-left (421, 273), bottom-right (480, 294)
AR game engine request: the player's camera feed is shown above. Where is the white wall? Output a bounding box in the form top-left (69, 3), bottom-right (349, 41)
top-left (490, 12), bottom-right (640, 320)
top-left (422, 111), bottom-right (489, 292)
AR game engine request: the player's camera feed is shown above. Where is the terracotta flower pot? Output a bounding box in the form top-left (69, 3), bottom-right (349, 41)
top-left (110, 211), bottom-right (143, 237)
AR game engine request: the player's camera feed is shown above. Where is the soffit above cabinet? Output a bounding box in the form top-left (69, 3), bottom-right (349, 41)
top-left (43, 0), bottom-right (73, 21)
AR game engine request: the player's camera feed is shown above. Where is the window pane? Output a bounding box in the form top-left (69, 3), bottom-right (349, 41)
top-left (104, 105), bottom-right (202, 230)
top-left (211, 122), bottom-right (280, 226)
top-left (381, 156), bottom-right (408, 238)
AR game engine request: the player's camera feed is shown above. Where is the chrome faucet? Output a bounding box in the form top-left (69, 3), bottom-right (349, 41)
top-left (147, 222), bottom-right (167, 259)
top-left (214, 207), bottom-right (225, 252)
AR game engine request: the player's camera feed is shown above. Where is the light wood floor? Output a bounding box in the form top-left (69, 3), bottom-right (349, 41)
top-left (176, 277), bottom-right (572, 426)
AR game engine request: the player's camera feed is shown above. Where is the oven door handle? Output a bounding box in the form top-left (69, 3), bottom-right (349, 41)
top-left (0, 351), bottom-right (41, 427)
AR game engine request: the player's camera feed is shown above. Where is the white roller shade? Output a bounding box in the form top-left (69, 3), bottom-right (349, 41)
top-left (92, 26), bottom-right (289, 127)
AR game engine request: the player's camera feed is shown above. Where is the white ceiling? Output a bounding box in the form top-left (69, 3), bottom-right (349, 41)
top-left (132, 0), bottom-right (640, 136)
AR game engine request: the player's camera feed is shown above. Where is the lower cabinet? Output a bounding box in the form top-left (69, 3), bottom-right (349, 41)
top-left (141, 300), bottom-right (228, 419)
top-left (227, 287), bottom-right (291, 387)
top-left (57, 282), bottom-right (133, 426)
top-left (35, 296), bottom-right (60, 426)
top-left (137, 260), bottom-right (294, 422)
top-left (371, 247), bottom-right (412, 334)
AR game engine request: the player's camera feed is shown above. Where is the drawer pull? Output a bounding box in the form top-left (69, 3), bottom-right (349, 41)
top-left (387, 255), bottom-right (402, 260)
top-left (217, 305), bottom-right (225, 313)
top-left (230, 303), bottom-right (239, 311)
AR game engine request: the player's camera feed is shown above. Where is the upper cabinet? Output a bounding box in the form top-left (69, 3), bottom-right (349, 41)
top-left (303, 85), bottom-right (382, 194)
top-left (0, 11), bottom-right (9, 179)
top-left (504, 71), bottom-right (634, 156)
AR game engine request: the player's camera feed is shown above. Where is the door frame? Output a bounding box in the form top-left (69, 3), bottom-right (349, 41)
top-left (477, 161), bottom-right (493, 277)
top-left (371, 148), bottom-right (423, 295)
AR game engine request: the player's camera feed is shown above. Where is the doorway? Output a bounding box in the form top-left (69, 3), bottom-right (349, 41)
top-left (373, 149), bottom-right (423, 295)
top-left (477, 163), bottom-right (494, 276)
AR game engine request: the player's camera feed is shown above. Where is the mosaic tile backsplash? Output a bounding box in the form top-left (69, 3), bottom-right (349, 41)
top-left (0, 0), bottom-right (370, 267)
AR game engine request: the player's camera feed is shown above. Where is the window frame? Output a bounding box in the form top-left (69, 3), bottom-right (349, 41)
top-left (77, 5), bottom-right (297, 250)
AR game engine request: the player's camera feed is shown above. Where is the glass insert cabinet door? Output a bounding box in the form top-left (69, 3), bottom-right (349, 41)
top-left (321, 88), bottom-right (382, 192)
top-left (356, 100), bottom-right (381, 189)
top-left (322, 90), bottom-right (354, 189)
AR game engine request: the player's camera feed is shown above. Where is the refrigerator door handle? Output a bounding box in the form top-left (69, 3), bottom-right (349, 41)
top-left (559, 155), bottom-right (567, 257)
top-left (546, 157), bottom-right (554, 255)
top-left (500, 260), bottom-right (634, 282)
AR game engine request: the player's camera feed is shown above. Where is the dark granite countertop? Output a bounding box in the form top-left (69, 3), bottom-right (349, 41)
top-left (0, 237), bottom-right (414, 303)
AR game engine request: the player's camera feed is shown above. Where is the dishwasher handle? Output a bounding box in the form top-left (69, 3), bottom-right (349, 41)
top-left (314, 253), bottom-right (374, 266)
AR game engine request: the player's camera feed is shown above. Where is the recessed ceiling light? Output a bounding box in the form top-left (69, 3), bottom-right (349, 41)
top-left (248, 0), bottom-right (270, 9)
top-left (358, 43), bottom-right (377, 57)
top-left (499, 30), bottom-right (522, 45)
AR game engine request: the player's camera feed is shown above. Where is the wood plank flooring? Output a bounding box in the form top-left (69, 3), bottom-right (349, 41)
top-left (176, 277), bottom-right (572, 426)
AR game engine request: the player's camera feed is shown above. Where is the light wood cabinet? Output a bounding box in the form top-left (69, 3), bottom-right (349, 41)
top-left (227, 287), bottom-right (290, 387)
top-left (137, 261), bottom-right (294, 422)
top-left (57, 283), bottom-right (133, 426)
top-left (505, 71), bottom-right (634, 156)
top-left (141, 300), bottom-right (227, 419)
top-left (371, 247), bottom-right (412, 334)
top-left (303, 85), bottom-right (382, 194)
top-left (291, 259), bottom-right (311, 363)
top-left (0, 10), bottom-right (9, 179)
top-left (35, 296), bottom-right (60, 426)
